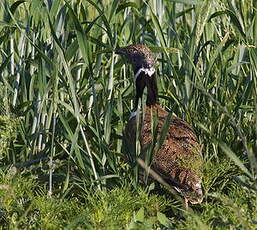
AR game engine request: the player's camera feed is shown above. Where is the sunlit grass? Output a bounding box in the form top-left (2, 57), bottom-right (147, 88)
top-left (0, 0), bottom-right (256, 228)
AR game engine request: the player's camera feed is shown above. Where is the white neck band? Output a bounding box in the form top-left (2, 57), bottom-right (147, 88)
top-left (134, 67), bottom-right (155, 81)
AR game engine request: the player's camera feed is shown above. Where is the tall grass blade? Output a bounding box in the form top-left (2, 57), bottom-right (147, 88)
top-left (219, 142), bottom-right (253, 179)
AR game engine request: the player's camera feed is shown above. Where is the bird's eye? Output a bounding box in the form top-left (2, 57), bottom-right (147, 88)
top-left (129, 48), bottom-right (136, 53)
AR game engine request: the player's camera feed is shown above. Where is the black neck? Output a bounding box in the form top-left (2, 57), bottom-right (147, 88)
top-left (134, 71), bottom-right (158, 110)
top-left (145, 72), bottom-right (158, 106)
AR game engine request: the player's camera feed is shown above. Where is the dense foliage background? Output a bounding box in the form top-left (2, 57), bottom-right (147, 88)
top-left (0, 0), bottom-right (256, 229)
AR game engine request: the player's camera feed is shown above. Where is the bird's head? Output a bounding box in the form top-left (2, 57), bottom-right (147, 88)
top-left (115, 44), bottom-right (156, 75)
top-left (116, 44), bottom-right (159, 109)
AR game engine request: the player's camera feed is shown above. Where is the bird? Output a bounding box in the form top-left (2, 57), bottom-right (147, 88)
top-left (116, 44), bottom-right (203, 208)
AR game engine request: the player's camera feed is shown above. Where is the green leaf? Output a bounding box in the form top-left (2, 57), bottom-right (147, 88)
top-left (157, 212), bottom-right (171, 227)
top-left (49, 0), bottom-right (61, 19)
top-left (195, 0), bottom-right (214, 46)
top-left (148, 3), bottom-right (167, 47)
top-left (86, 0), bottom-right (114, 46)
top-left (116, 2), bottom-right (138, 14)
top-left (3, 0), bottom-right (26, 23)
top-left (170, 0), bottom-right (202, 5)
top-left (135, 207), bottom-right (144, 222)
top-left (219, 142), bottom-right (253, 179)
top-left (65, 1), bottom-right (91, 66)
top-left (0, 54), bottom-right (12, 77)
top-left (209, 10), bottom-right (245, 39)
top-left (156, 112), bottom-right (173, 152)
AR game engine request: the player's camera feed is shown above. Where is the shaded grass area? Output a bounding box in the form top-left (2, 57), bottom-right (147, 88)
top-left (0, 169), bottom-right (174, 229)
top-left (0, 159), bottom-right (256, 229)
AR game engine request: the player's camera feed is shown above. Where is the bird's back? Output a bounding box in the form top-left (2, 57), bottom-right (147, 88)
top-left (124, 105), bottom-right (203, 203)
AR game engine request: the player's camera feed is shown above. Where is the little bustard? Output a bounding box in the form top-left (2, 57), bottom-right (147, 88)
top-left (116, 44), bottom-right (203, 207)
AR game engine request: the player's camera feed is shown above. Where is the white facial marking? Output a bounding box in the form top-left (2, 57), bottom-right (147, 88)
top-left (129, 111), bottom-right (137, 120)
top-left (135, 67), bottom-right (155, 81)
top-left (195, 182), bottom-right (201, 189)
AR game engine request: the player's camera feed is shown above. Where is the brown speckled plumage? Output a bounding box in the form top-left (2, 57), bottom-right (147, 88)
top-left (117, 44), bottom-right (203, 206)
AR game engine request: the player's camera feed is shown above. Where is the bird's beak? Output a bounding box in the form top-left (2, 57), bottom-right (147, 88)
top-left (115, 47), bottom-right (126, 55)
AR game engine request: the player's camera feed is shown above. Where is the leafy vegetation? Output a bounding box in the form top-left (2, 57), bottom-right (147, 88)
top-left (0, 0), bottom-right (256, 229)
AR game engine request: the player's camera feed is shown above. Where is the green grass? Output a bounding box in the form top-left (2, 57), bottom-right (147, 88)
top-left (0, 0), bottom-right (256, 229)
top-left (0, 171), bottom-right (176, 229)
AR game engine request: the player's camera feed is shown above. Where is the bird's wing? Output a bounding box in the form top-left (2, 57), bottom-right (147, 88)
top-left (141, 106), bottom-right (203, 201)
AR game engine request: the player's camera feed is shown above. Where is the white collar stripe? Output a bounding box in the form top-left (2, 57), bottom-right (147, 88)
top-left (135, 67), bottom-right (155, 81)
